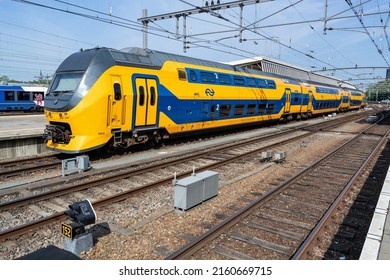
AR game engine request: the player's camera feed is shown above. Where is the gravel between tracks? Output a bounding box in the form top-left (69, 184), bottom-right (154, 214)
top-left (80, 130), bottom-right (356, 260)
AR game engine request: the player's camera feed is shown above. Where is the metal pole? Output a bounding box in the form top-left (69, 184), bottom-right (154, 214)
top-left (176, 16), bottom-right (180, 39)
top-left (239, 3), bottom-right (244, 42)
top-left (183, 15), bottom-right (187, 52)
top-left (142, 9), bottom-right (148, 49)
top-left (323, 0), bottom-right (328, 35)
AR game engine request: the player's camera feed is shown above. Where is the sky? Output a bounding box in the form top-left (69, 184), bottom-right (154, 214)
top-left (0, 0), bottom-right (389, 91)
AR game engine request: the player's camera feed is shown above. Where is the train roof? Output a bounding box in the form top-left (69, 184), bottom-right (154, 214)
top-left (57, 47), bottom-right (360, 91)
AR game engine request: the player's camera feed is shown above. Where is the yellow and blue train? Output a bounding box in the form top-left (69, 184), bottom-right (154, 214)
top-left (43, 47), bottom-right (366, 154)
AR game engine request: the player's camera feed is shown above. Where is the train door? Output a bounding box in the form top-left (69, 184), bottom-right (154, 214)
top-left (134, 78), bottom-right (158, 127)
top-left (284, 88), bottom-right (291, 113)
top-left (108, 76), bottom-right (125, 129)
top-left (308, 90), bottom-right (313, 111)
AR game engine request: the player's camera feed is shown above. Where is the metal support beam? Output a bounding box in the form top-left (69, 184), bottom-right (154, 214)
top-left (137, 0), bottom-right (274, 49)
top-left (138, 0), bottom-right (272, 22)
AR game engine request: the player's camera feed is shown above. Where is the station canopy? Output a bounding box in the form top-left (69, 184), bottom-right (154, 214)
top-left (226, 56), bottom-right (358, 90)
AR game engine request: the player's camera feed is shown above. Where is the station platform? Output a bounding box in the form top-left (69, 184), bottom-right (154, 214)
top-left (0, 114), bottom-right (46, 139)
top-left (0, 114), bottom-right (50, 159)
top-left (360, 165), bottom-right (390, 260)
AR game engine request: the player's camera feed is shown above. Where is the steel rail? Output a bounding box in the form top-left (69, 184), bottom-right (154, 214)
top-left (165, 113), bottom-right (389, 260)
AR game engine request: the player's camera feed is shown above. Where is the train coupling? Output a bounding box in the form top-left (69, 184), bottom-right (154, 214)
top-left (43, 124), bottom-right (71, 144)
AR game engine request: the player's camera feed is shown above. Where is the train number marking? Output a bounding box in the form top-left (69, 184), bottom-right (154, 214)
top-left (205, 88), bottom-right (215, 96)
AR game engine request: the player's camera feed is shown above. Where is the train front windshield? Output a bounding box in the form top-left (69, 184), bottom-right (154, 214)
top-left (49, 72), bottom-right (84, 96)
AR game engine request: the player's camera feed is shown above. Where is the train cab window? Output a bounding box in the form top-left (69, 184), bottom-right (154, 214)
top-left (234, 104), bottom-right (245, 116)
top-left (113, 83), bottom-right (122, 101)
top-left (219, 104), bottom-right (231, 118)
top-left (5, 91), bottom-right (15, 101)
top-left (150, 86), bottom-right (156, 106)
top-left (189, 70), bottom-right (197, 81)
top-left (247, 104), bottom-right (256, 115)
top-left (258, 104), bottom-right (266, 114)
top-left (219, 74), bottom-right (231, 85)
top-left (178, 69), bottom-right (187, 81)
top-left (138, 86), bottom-right (145, 106)
top-left (233, 76), bottom-right (245, 86)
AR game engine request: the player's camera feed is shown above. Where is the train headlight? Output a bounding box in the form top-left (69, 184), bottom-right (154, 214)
top-left (64, 113), bottom-right (69, 119)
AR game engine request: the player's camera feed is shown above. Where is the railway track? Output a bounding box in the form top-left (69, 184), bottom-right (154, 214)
top-left (164, 112), bottom-right (390, 260)
top-left (0, 112), bottom-right (370, 242)
top-left (0, 111), bottom-right (372, 181)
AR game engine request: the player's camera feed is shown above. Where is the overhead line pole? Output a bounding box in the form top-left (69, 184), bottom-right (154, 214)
top-left (138, 0), bottom-right (274, 50)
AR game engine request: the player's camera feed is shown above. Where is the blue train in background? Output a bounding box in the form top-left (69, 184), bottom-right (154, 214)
top-left (0, 85), bottom-right (47, 112)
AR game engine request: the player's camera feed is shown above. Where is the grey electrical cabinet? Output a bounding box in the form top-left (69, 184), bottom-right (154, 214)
top-left (174, 175), bottom-right (204, 211)
top-left (173, 170), bottom-right (220, 211)
top-left (194, 170), bottom-right (219, 201)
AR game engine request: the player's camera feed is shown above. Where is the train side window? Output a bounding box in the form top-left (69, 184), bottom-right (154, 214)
top-left (233, 76), bottom-right (245, 86)
top-left (139, 86), bottom-right (145, 106)
top-left (267, 80), bottom-right (276, 89)
top-left (258, 104), bottom-right (266, 114)
top-left (178, 69), bottom-right (187, 81)
top-left (247, 104), bottom-right (256, 115)
top-left (200, 72), bottom-right (216, 83)
top-left (150, 86), bottom-right (156, 106)
top-left (257, 79), bottom-right (266, 88)
top-left (210, 105), bottom-right (216, 119)
top-left (114, 83), bottom-right (122, 101)
top-left (219, 74), bottom-right (231, 85)
top-left (189, 70), bottom-right (197, 81)
top-left (267, 104), bottom-right (275, 114)
top-left (219, 104), bottom-right (231, 118)
top-left (5, 91), bottom-right (15, 101)
top-left (234, 104), bottom-right (245, 116)
top-left (17, 91), bottom-right (30, 101)
top-left (247, 78), bottom-right (256, 87)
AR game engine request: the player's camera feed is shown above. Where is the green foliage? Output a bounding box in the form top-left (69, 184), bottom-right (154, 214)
top-left (366, 80), bottom-right (390, 101)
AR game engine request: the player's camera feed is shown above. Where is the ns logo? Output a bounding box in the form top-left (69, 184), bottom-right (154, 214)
top-left (205, 88), bottom-right (215, 96)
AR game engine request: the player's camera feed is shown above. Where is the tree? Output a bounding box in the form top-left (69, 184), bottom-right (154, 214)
top-left (0, 75), bottom-right (9, 82)
top-left (366, 80), bottom-right (390, 101)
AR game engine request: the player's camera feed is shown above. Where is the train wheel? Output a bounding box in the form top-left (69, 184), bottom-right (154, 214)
top-left (150, 132), bottom-right (162, 147)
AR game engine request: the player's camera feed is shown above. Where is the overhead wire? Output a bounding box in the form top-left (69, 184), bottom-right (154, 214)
top-left (345, 0), bottom-right (390, 66)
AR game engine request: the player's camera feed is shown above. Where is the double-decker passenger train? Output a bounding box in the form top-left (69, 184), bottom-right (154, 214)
top-left (43, 47), bottom-right (365, 154)
top-left (0, 85), bottom-right (46, 112)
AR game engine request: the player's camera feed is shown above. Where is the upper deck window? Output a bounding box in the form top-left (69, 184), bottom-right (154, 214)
top-left (200, 72), bottom-right (216, 83)
top-left (219, 74), bottom-right (231, 85)
top-left (234, 76), bottom-right (245, 86)
top-left (247, 78), bottom-right (256, 87)
top-left (189, 70), bottom-right (197, 81)
top-left (50, 72), bottom-right (84, 96)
